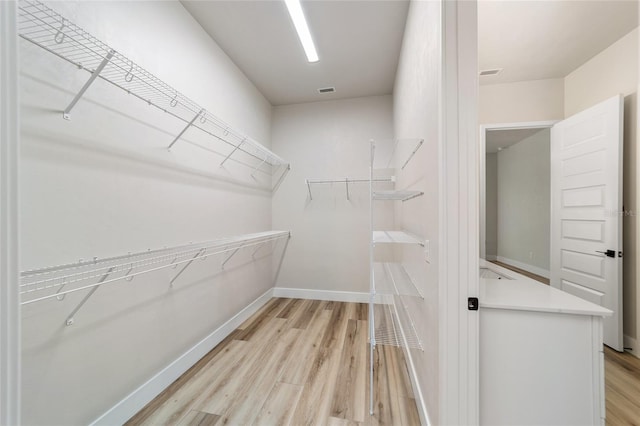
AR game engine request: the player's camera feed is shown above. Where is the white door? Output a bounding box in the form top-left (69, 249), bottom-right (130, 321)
top-left (550, 94), bottom-right (623, 351)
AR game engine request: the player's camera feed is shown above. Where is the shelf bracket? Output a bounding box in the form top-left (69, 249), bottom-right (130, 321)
top-left (306, 179), bottom-right (313, 200)
top-left (167, 109), bottom-right (204, 150)
top-left (402, 191), bottom-right (424, 202)
top-left (63, 49), bottom-right (115, 120)
top-left (220, 138), bottom-right (246, 167)
top-left (251, 158), bottom-right (267, 179)
top-left (221, 246), bottom-right (242, 269)
top-left (65, 266), bottom-right (115, 326)
top-left (345, 178), bottom-right (350, 200)
top-left (401, 139), bottom-right (424, 170)
top-left (251, 242), bottom-right (268, 259)
top-left (169, 248), bottom-right (205, 287)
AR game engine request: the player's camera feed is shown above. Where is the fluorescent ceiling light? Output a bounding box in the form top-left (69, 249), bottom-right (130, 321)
top-left (284, 0), bottom-right (319, 63)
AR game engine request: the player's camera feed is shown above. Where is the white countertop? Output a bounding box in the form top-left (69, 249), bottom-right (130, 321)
top-left (479, 259), bottom-right (612, 317)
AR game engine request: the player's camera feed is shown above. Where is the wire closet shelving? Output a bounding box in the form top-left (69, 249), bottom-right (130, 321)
top-left (21, 231), bottom-right (290, 325)
top-left (305, 177), bottom-right (394, 200)
top-left (368, 138), bottom-right (425, 416)
top-left (17, 0), bottom-right (289, 182)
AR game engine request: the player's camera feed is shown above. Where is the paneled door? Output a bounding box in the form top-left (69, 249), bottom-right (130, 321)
top-left (550, 94), bottom-right (623, 351)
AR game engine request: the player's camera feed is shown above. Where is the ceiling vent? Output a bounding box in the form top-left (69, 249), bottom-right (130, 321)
top-left (479, 68), bottom-right (503, 76)
top-left (317, 87), bottom-right (335, 94)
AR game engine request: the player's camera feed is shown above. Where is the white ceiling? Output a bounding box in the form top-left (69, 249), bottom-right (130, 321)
top-left (181, 1), bottom-right (638, 105)
top-left (479, 0), bottom-right (638, 85)
top-left (486, 128), bottom-right (546, 153)
top-left (181, 0), bottom-right (409, 106)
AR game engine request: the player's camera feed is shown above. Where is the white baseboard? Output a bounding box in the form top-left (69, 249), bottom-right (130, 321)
top-left (273, 287), bottom-right (369, 303)
top-left (485, 254), bottom-right (497, 261)
top-left (624, 335), bottom-right (639, 358)
top-left (496, 256), bottom-right (550, 279)
top-left (90, 288), bottom-right (274, 426)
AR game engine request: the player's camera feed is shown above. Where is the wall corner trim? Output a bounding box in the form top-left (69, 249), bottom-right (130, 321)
top-left (624, 335), bottom-right (639, 359)
top-left (0, 1), bottom-right (21, 424)
top-left (90, 288), bottom-right (275, 425)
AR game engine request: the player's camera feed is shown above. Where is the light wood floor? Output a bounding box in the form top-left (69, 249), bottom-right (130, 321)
top-left (126, 298), bottom-right (420, 426)
top-left (605, 346), bottom-right (640, 425)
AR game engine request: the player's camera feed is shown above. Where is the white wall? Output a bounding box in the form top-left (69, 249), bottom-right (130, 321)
top-left (480, 78), bottom-right (564, 124)
top-left (485, 153), bottom-right (498, 258)
top-left (20, 1), bottom-right (278, 424)
top-left (393, 0), bottom-right (442, 422)
top-left (271, 95), bottom-right (393, 294)
top-left (564, 27), bottom-right (639, 354)
top-left (496, 130), bottom-right (551, 275)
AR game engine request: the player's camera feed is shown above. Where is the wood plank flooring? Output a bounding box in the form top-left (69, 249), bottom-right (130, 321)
top-left (605, 346), bottom-right (640, 425)
top-left (126, 299), bottom-right (419, 426)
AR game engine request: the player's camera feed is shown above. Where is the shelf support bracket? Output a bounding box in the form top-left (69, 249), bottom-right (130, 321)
top-left (221, 246), bottom-right (242, 269)
top-left (169, 248), bottom-right (205, 287)
top-left (306, 179), bottom-right (313, 200)
top-left (251, 241), bottom-right (268, 259)
top-left (220, 138), bottom-right (246, 167)
top-left (401, 139), bottom-right (424, 170)
top-left (251, 158), bottom-right (267, 179)
top-left (63, 49), bottom-right (115, 120)
top-left (168, 109), bottom-right (204, 150)
top-left (345, 178), bottom-right (350, 200)
top-left (65, 266), bottom-right (115, 326)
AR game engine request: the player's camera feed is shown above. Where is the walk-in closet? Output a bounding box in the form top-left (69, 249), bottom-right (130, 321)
top-left (5, 0), bottom-right (637, 425)
top-left (6, 0), bottom-right (456, 424)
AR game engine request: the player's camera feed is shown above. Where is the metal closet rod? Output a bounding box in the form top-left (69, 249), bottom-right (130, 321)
top-left (17, 0), bottom-right (288, 169)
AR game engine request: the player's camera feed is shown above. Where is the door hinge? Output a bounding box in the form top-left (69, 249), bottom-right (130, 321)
top-left (468, 297), bottom-right (479, 311)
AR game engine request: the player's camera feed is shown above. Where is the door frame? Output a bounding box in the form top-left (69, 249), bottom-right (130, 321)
top-left (0, 1), bottom-right (21, 424)
top-left (479, 121), bottom-right (559, 261)
top-left (441, 1), bottom-right (479, 423)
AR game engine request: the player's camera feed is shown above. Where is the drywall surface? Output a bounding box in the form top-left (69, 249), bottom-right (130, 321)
top-left (393, 0), bottom-right (441, 422)
top-left (485, 153), bottom-right (498, 258)
top-left (20, 1), bottom-right (278, 424)
top-left (497, 129), bottom-right (551, 275)
top-left (565, 27), bottom-right (639, 351)
top-left (271, 95), bottom-right (393, 293)
top-left (480, 78), bottom-right (564, 124)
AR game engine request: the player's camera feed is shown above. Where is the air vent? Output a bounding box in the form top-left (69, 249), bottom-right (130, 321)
top-left (479, 68), bottom-right (503, 76)
top-left (317, 87), bottom-right (335, 94)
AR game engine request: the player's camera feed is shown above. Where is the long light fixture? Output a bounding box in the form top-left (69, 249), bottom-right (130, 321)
top-left (284, 0), bottom-right (319, 63)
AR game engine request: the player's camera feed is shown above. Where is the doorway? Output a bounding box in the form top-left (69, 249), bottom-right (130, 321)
top-left (480, 121), bottom-right (556, 283)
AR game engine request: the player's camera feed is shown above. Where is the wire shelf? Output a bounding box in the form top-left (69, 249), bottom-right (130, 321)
top-left (305, 177), bottom-right (394, 200)
top-left (372, 230), bottom-right (424, 246)
top-left (373, 263), bottom-right (424, 299)
top-left (373, 190), bottom-right (423, 202)
top-left (17, 0), bottom-right (288, 170)
top-left (372, 303), bottom-right (422, 350)
top-left (20, 230), bottom-right (290, 306)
